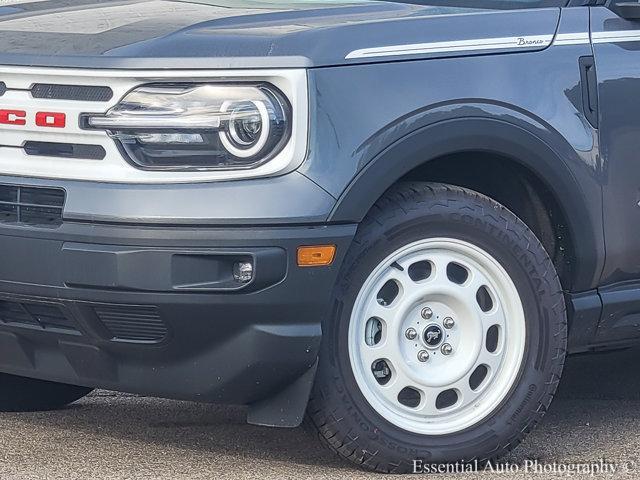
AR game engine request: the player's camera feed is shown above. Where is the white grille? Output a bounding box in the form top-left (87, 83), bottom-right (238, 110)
top-left (0, 66), bottom-right (307, 184)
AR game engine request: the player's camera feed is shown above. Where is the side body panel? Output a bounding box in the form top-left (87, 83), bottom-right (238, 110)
top-left (304, 7), bottom-right (604, 292)
top-left (592, 6), bottom-right (640, 286)
top-left (590, 6), bottom-right (640, 346)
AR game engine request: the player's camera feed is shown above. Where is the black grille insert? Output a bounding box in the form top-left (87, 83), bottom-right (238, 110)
top-left (31, 84), bottom-right (113, 102)
top-left (94, 305), bottom-right (167, 343)
top-left (0, 184), bottom-right (64, 228)
top-left (24, 141), bottom-right (106, 160)
top-left (0, 300), bottom-right (79, 333)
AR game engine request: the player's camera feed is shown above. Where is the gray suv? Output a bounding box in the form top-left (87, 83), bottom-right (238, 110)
top-left (0, 0), bottom-right (637, 473)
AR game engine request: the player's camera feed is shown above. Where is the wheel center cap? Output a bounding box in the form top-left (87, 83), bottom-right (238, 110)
top-left (423, 324), bottom-right (444, 348)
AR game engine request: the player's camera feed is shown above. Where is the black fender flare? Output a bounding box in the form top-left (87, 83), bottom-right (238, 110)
top-left (328, 116), bottom-right (603, 291)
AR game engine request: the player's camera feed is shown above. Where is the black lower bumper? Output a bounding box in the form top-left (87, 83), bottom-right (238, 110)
top-left (0, 221), bottom-right (356, 408)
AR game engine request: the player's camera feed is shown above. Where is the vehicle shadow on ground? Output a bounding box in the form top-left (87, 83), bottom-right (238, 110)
top-left (6, 347), bottom-right (640, 472)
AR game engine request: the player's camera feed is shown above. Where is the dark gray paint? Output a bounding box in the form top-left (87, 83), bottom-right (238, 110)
top-left (591, 6), bottom-right (640, 286)
top-left (0, 172), bottom-right (336, 225)
top-left (0, 0), bottom-right (556, 68)
top-left (301, 6), bottom-right (603, 291)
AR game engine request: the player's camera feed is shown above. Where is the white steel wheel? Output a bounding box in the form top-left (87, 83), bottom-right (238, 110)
top-left (348, 237), bottom-right (526, 435)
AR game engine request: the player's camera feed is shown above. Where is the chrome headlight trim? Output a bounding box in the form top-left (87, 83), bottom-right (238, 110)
top-left (82, 83), bottom-right (291, 171)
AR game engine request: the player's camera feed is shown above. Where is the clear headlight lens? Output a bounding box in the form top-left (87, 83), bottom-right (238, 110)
top-left (82, 83), bottom-right (290, 171)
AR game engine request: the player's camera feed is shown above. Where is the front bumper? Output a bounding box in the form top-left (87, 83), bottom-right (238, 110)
top-left (0, 219), bottom-right (356, 406)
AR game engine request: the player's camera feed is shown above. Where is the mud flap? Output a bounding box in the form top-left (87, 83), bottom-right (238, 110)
top-left (247, 359), bottom-right (318, 428)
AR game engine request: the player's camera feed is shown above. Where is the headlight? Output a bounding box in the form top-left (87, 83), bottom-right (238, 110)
top-left (82, 83), bottom-right (291, 171)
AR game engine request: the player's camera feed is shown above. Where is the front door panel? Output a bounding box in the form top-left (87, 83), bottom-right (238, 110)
top-left (592, 6), bottom-right (640, 285)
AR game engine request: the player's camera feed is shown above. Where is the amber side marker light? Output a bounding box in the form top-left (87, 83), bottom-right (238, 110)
top-left (297, 245), bottom-right (336, 267)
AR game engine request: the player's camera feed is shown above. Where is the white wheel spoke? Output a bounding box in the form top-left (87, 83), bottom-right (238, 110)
top-left (423, 252), bottom-right (452, 285)
top-left (384, 267), bottom-right (426, 299)
top-left (480, 299), bottom-right (507, 330)
top-left (413, 386), bottom-right (446, 417)
top-left (464, 269), bottom-right (488, 295)
top-left (360, 337), bottom-right (405, 371)
top-left (365, 301), bottom-right (401, 324)
top-left (400, 277), bottom-right (427, 298)
top-left (459, 275), bottom-right (483, 305)
top-left (477, 349), bottom-right (503, 372)
top-left (451, 378), bottom-right (480, 406)
top-left (359, 344), bottom-right (386, 370)
top-left (378, 369), bottom-right (416, 406)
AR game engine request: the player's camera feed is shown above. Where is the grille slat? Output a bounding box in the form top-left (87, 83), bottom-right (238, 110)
top-left (0, 184), bottom-right (64, 227)
top-left (23, 141), bottom-right (106, 161)
top-left (0, 298), bottom-right (167, 343)
top-left (0, 186), bottom-right (17, 203)
top-left (94, 305), bottom-right (167, 343)
top-left (31, 84), bottom-right (113, 102)
top-left (23, 303), bottom-right (77, 330)
top-left (20, 186), bottom-right (65, 207)
top-left (20, 205), bottom-right (63, 226)
top-left (0, 200), bottom-right (60, 209)
top-left (0, 299), bottom-right (79, 333)
top-left (0, 301), bottom-right (38, 325)
top-left (0, 204), bottom-right (18, 223)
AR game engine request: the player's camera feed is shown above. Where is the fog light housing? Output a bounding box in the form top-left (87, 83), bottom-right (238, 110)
top-left (233, 261), bottom-right (254, 283)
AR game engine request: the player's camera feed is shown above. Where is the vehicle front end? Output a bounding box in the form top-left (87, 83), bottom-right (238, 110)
top-left (0, 62), bottom-right (359, 424)
top-left (0, 0), bottom-right (606, 473)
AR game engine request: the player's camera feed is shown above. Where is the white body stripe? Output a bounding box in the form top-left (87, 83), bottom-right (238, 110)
top-left (553, 32), bottom-right (590, 46)
top-left (593, 30), bottom-right (640, 44)
top-left (345, 35), bottom-right (554, 60)
top-left (345, 29), bottom-right (640, 60)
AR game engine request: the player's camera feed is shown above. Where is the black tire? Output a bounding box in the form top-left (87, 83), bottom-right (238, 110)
top-left (307, 182), bottom-right (567, 473)
top-left (0, 373), bottom-right (92, 412)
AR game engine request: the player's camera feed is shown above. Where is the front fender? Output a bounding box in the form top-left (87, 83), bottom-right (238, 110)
top-left (327, 115), bottom-right (602, 292)
top-left (302, 29), bottom-right (602, 291)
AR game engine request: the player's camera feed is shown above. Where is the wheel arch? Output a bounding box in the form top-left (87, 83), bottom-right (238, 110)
top-left (328, 117), bottom-right (602, 292)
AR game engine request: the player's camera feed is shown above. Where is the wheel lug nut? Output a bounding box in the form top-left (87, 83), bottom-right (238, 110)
top-left (441, 343), bottom-right (453, 356)
top-left (417, 350), bottom-right (430, 362)
top-left (443, 317), bottom-right (455, 329)
top-left (405, 327), bottom-right (418, 340)
top-left (421, 307), bottom-right (433, 320)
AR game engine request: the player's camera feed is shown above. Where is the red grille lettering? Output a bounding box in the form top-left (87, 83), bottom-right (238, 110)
top-left (0, 109), bottom-right (26, 126)
top-left (35, 111), bottom-right (66, 128)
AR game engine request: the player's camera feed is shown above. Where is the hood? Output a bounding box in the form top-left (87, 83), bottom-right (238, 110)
top-left (0, 0), bottom-right (561, 69)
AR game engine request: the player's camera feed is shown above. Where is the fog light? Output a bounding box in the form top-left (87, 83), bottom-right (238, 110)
top-left (233, 261), bottom-right (254, 283)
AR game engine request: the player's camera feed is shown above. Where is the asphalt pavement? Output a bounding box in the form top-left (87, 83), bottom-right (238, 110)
top-left (0, 347), bottom-right (639, 479)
